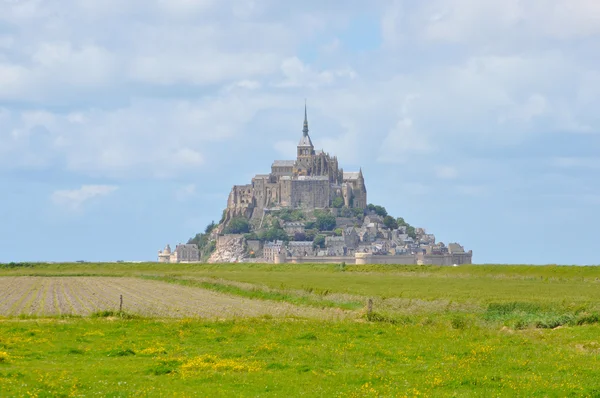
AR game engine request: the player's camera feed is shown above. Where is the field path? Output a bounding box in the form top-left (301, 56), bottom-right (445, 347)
top-left (0, 277), bottom-right (351, 319)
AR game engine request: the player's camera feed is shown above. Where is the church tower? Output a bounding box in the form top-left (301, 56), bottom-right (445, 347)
top-left (354, 168), bottom-right (368, 209)
top-left (297, 103), bottom-right (315, 161)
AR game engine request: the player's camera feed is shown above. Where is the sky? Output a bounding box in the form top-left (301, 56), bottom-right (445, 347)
top-left (1, 0), bottom-right (599, 264)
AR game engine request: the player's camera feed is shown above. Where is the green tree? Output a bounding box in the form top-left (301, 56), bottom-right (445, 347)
top-left (334, 228), bottom-right (343, 237)
top-left (374, 205), bottom-right (388, 217)
top-left (367, 204), bottom-right (388, 217)
top-left (293, 232), bottom-right (307, 241)
top-left (406, 225), bottom-right (417, 239)
top-left (304, 229), bottom-right (318, 241)
top-left (339, 206), bottom-right (353, 218)
top-left (313, 234), bottom-right (326, 249)
top-left (264, 228), bottom-right (288, 242)
top-left (332, 197), bottom-right (344, 208)
top-left (383, 216), bottom-right (399, 230)
top-left (290, 210), bottom-right (306, 221)
top-left (352, 207), bottom-right (365, 219)
top-left (187, 220), bottom-right (220, 260)
top-left (315, 213), bottom-right (336, 231)
top-left (223, 217), bottom-right (250, 234)
top-left (396, 217), bottom-right (408, 227)
top-left (204, 221), bottom-right (217, 234)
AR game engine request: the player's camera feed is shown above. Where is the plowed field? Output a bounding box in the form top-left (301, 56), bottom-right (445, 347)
top-left (0, 277), bottom-right (348, 319)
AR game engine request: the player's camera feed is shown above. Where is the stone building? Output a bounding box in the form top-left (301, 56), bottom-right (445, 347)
top-left (263, 240), bottom-right (285, 263)
top-left (157, 244), bottom-right (172, 263)
top-left (158, 243), bottom-right (200, 263)
top-left (288, 241), bottom-right (315, 257)
top-left (224, 105), bottom-right (367, 222)
top-left (325, 236), bottom-right (346, 256)
top-left (283, 222), bottom-right (306, 237)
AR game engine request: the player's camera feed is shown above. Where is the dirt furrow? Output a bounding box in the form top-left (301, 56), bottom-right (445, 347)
top-left (111, 278), bottom-right (236, 317)
top-left (62, 280), bottom-right (90, 315)
top-left (28, 279), bottom-right (49, 316)
top-left (7, 278), bottom-right (41, 316)
top-left (57, 279), bottom-right (77, 315)
top-left (105, 279), bottom-right (176, 317)
top-left (42, 279), bottom-right (59, 316)
top-left (0, 277), bottom-right (354, 320)
top-left (83, 278), bottom-right (142, 313)
top-left (103, 278), bottom-right (181, 316)
top-left (71, 280), bottom-right (101, 313)
top-left (0, 278), bottom-right (16, 302)
top-left (75, 278), bottom-right (113, 312)
top-left (0, 278), bottom-right (27, 313)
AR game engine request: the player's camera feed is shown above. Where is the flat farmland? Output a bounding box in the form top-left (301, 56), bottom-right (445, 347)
top-left (0, 276), bottom-right (348, 319)
top-left (2, 263), bottom-right (600, 396)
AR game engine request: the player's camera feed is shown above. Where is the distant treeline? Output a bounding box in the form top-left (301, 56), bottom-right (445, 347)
top-left (0, 262), bottom-right (36, 269)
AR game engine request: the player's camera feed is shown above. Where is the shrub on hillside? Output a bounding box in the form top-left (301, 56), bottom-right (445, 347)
top-left (313, 235), bottom-right (326, 249)
top-left (223, 217), bottom-right (250, 234)
top-left (315, 212), bottom-right (336, 231)
top-left (332, 197), bottom-right (344, 208)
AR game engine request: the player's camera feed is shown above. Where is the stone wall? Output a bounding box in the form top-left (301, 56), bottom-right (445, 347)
top-left (286, 253), bottom-right (470, 265)
top-left (291, 178), bottom-right (330, 208)
top-left (289, 256), bottom-right (352, 264)
top-left (416, 251), bottom-right (473, 265)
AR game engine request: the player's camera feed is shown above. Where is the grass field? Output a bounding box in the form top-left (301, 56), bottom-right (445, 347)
top-left (1, 262), bottom-right (600, 396)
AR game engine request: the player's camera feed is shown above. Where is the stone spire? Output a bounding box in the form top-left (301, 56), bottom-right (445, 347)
top-left (302, 100), bottom-right (309, 137)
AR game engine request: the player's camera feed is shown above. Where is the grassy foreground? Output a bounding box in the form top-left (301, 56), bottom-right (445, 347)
top-left (1, 262), bottom-right (600, 396)
top-left (1, 317), bottom-right (600, 397)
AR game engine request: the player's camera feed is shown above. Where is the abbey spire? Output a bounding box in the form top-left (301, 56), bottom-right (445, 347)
top-left (302, 101), bottom-right (309, 136)
top-left (298, 101), bottom-right (314, 152)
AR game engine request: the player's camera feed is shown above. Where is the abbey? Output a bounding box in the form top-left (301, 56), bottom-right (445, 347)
top-left (225, 105), bottom-right (367, 222)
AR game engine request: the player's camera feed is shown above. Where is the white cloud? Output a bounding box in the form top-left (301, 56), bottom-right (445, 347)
top-left (51, 185), bottom-right (118, 210)
top-left (0, 0), bottom-right (598, 184)
top-left (225, 80), bottom-right (262, 91)
top-left (378, 118), bottom-right (432, 164)
top-left (276, 57), bottom-right (357, 88)
top-left (128, 51), bottom-right (280, 86)
top-left (316, 125), bottom-right (362, 165)
top-left (320, 38), bottom-right (341, 54)
top-left (395, 0), bottom-right (600, 45)
top-left (0, 95), bottom-right (273, 177)
top-left (435, 166), bottom-right (459, 180)
top-left (454, 184), bottom-right (488, 197)
top-left (175, 183), bottom-right (197, 201)
top-left (174, 149), bottom-right (204, 166)
top-left (273, 140), bottom-right (297, 159)
top-left (155, 0), bottom-right (217, 17)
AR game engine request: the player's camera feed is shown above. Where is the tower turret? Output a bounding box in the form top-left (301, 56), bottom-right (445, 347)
top-left (302, 103), bottom-right (309, 137)
top-left (297, 102), bottom-right (315, 160)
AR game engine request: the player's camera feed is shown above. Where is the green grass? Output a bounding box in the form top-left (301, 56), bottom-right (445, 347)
top-left (1, 262), bottom-right (600, 396)
top-left (1, 318), bottom-right (600, 397)
top-left (141, 275), bottom-right (363, 311)
top-left (4, 262), bottom-right (600, 303)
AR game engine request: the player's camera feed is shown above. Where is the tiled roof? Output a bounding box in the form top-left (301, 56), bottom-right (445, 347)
top-left (272, 160), bottom-right (296, 167)
top-left (297, 176), bottom-right (328, 181)
top-left (298, 135), bottom-right (313, 147)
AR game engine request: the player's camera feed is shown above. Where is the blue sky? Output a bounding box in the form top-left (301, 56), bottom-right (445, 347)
top-left (1, 0), bottom-right (599, 264)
